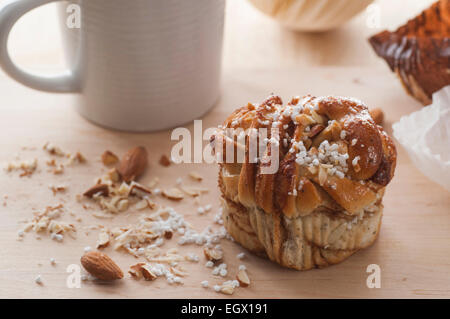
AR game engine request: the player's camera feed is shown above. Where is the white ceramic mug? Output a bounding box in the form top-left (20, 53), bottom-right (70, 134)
top-left (0, 0), bottom-right (225, 131)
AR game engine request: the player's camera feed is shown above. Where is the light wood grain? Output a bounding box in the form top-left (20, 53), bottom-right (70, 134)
top-left (0, 66), bottom-right (449, 299)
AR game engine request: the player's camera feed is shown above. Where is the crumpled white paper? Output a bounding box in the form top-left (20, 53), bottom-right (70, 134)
top-left (393, 85), bottom-right (450, 192)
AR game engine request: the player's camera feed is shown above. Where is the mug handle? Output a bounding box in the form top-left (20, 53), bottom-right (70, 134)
top-left (0, 0), bottom-right (78, 92)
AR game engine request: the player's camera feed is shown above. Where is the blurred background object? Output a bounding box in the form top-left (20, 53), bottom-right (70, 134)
top-left (247, 0), bottom-right (374, 32)
top-left (0, 0), bottom-right (437, 74)
top-left (369, 0), bottom-right (450, 105)
top-left (393, 86), bottom-right (450, 191)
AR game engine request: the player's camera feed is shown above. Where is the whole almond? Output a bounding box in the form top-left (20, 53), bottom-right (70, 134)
top-left (80, 251), bottom-right (123, 280)
top-left (83, 184), bottom-right (109, 198)
top-left (118, 147), bottom-right (148, 183)
top-left (369, 108), bottom-right (384, 126)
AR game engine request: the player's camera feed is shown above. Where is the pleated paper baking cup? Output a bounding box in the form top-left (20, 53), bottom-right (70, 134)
top-left (393, 86), bottom-right (450, 192)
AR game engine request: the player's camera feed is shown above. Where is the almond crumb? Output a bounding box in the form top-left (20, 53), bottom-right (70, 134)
top-left (188, 171), bottom-right (203, 182)
top-left (159, 155), bottom-right (171, 167)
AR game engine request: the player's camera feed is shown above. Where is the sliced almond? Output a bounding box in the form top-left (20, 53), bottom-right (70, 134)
top-left (180, 186), bottom-right (209, 197)
top-left (159, 155), bottom-right (171, 167)
top-left (83, 184), bottom-right (109, 198)
top-left (162, 188), bottom-right (184, 201)
top-left (237, 269), bottom-right (250, 287)
top-left (101, 150), bottom-right (119, 166)
top-left (80, 251), bottom-right (123, 281)
top-left (203, 247), bottom-right (223, 262)
top-left (118, 146), bottom-right (148, 183)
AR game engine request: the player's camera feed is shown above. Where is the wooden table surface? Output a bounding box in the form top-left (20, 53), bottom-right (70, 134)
top-left (0, 0), bottom-right (449, 299)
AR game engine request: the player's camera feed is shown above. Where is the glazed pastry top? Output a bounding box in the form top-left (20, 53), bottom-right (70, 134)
top-left (214, 95), bottom-right (397, 218)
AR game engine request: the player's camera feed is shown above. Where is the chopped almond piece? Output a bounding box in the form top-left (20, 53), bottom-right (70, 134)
top-left (102, 150), bottom-right (119, 166)
top-left (52, 165), bottom-right (64, 175)
top-left (203, 247), bottom-right (223, 262)
top-left (237, 269), bottom-right (250, 287)
top-left (129, 182), bottom-right (152, 198)
top-left (129, 263), bottom-right (146, 279)
top-left (69, 152), bottom-right (86, 164)
top-left (141, 264), bottom-right (157, 281)
top-left (50, 185), bottom-right (66, 196)
top-left (107, 168), bottom-right (121, 183)
top-left (164, 230), bottom-right (173, 239)
top-left (43, 142), bottom-right (65, 156)
top-left (96, 230), bottom-right (110, 249)
top-left (221, 285), bottom-right (235, 295)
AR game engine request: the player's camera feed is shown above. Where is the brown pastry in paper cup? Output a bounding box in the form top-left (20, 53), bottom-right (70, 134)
top-left (213, 95), bottom-right (397, 270)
